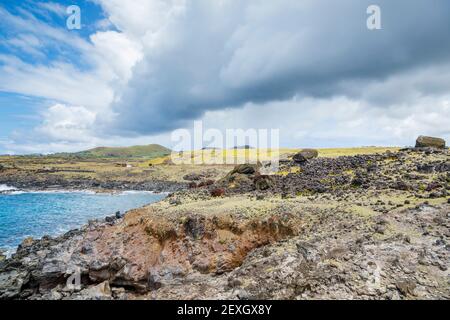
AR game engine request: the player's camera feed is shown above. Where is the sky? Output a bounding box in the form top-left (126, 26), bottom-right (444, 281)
top-left (0, 0), bottom-right (449, 154)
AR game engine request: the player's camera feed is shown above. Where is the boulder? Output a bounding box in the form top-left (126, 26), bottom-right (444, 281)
top-left (18, 237), bottom-right (34, 249)
top-left (293, 149), bottom-right (319, 163)
top-left (415, 136), bottom-right (446, 149)
top-left (105, 215), bottom-right (116, 223)
top-left (219, 164), bottom-right (259, 191)
top-left (254, 175), bottom-right (274, 191)
top-left (183, 173), bottom-right (202, 181)
top-left (230, 164), bottom-right (258, 175)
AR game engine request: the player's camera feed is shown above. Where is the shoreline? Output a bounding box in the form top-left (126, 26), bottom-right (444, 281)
top-left (0, 184), bottom-right (170, 195)
top-left (0, 171), bottom-right (186, 259)
top-left (0, 179), bottom-right (187, 194)
top-left (0, 185), bottom-right (170, 259)
top-left (0, 210), bottom-right (123, 260)
top-left (0, 147), bottom-right (449, 300)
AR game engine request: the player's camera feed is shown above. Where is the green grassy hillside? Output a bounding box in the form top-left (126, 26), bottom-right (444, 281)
top-left (55, 144), bottom-right (172, 159)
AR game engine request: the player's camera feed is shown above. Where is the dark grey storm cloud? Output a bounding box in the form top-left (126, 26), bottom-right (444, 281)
top-left (100, 0), bottom-right (450, 135)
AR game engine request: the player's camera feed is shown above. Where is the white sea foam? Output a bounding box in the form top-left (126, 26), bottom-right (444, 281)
top-left (27, 189), bottom-right (98, 195)
top-left (0, 184), bottom-right (17, 192)
top-left (0, 246), bottom-right (15, 258)
top-left (119, 190), bottom-right (163, 195)
top-left (2, 189), bottom-right (98, 195)
top-left (1, 187), bottom-right (164, 196)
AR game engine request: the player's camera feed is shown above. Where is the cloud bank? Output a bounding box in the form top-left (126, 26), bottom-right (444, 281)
top-left (99, 0), bottom-right (450, 136)
top-left (0, 0), bottom-right (449, 153)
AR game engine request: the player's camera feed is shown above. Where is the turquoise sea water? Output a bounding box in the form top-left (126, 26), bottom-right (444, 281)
top-left (0, 185), bottom-right (165, 255)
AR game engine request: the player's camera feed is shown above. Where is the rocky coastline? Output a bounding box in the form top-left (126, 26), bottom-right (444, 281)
top-left (0, 176), bottom-right (187, 194)
top-left (0, 145), bottom-right (448, 300)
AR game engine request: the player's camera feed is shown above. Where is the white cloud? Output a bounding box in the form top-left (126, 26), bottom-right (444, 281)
top-left (89, 31), bottom-right (143, 85)
top-left (0, 5), bottom-right (145, 153)
top-left (92, 0), bottom-right (450, 137)
top-left (199, 94), bottom-right (450, 148)
top-left (0, 55), bottom-right (114, 108)
top-left (1, 0), bottom-right (450, 154)
top-left (2, 102), bottom-right (173, 154)
top-left (4, 34), bottom-right (44, 58)
top-left (96, 0), bottom-right (187, 38)
top-left (0, 6), bottom-right (91, 53)
top-left (35, 104), bottom-right (97, 142)
top-left (35, 2), bottom-right (67, 18)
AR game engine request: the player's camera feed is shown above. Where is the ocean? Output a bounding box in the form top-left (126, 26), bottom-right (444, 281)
top-left (0, 185), bottom-right (165, 256)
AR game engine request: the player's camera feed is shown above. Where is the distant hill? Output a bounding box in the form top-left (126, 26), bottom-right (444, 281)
top-left (54, 144), bottom-right (172, 159)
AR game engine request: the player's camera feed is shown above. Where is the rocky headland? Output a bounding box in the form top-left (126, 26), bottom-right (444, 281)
top-left (0, 141), bottom-right (448, 300)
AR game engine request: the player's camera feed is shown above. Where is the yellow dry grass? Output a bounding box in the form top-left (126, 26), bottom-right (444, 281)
top-left (0, 147), bottom-right (401, 183)
top-left (145, 146), bottom-right (400, 165)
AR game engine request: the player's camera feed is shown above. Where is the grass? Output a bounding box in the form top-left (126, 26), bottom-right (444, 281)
top-left (0, 146), bottom-right (404, 183)
top-left (317, 147), bottom-right (400, 158)
top-left (54, 144), bottom-right (171, 159)
top-left (146, 146), bottom-right (400, 166)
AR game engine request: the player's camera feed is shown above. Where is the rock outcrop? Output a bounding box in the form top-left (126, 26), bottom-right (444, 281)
top-left (229, 164), bottom-right (259, 175)
top-left (1, 148), bottom-right (449, 300)
top-left (2, 197), bottom-right (448, 300)
top-left (219, 163), bottom-right (274, 192)
top-left (0, 198), bottom-right (301, 299)
top-left (415, 136), bottom-right (446, 149)
top-left (292, 149), bottom-right (319, 163)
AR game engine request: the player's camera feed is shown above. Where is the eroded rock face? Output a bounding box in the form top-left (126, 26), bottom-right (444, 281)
top-left (415, 136), bottom-right (446, 149)
top-left (147, 202), bottom-right (450, 300)
top-left (4, 197), bottom-right (449, 300)
top-left (0, 201), bottom-right (301, 299)
top-left (222, 204), bottom-right (450, 300)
